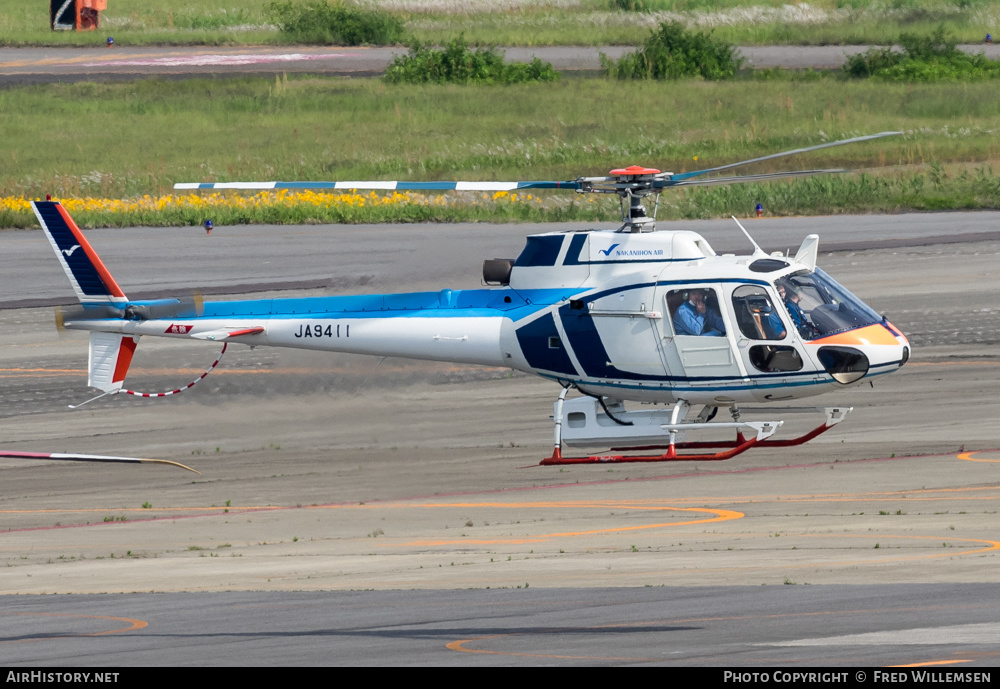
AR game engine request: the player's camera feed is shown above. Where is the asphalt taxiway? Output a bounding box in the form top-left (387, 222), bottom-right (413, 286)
top-left (3, 45), bottom-right (999, 84)
top-left (1, 214), bottom-right (998, 665)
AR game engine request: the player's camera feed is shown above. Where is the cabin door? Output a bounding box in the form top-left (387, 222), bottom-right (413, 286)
top-left (652, 278), bottom-right (743, 381)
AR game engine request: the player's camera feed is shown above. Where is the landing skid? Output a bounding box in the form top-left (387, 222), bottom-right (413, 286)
top-left (539, 391), bottom-right (851, 465)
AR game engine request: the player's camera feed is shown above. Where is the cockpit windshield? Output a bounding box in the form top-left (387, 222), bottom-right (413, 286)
top-left (776, 268), bottom-right (882, 340)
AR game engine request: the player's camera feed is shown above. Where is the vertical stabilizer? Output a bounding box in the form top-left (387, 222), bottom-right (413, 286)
top-left (32, 201), bottom-right (128, 306)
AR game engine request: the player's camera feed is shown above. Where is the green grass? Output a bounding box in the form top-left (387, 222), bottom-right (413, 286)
top-left (4, 76), bottom-right (1000, 196)
top-left (3, 74), bottom-right (1000, 226)
top-left (404, 1), bottom-right (1000, 47)
top-left (2, 0), bottom-right (998, 47)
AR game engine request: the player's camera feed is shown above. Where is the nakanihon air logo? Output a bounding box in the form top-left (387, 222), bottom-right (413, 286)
top-left (598, 243), bottom-right (664, 259)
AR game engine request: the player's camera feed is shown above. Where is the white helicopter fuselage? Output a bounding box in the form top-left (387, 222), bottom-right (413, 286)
top-left (64, 226), bottom-right (910, 407)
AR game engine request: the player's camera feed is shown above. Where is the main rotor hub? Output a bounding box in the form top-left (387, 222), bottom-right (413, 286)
top-left (610, 165), bottom-right (666, 232)
top-left (574, 165), bottom-right (673, 232)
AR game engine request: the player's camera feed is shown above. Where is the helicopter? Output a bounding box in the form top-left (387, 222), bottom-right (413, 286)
top-left (31, 131), bottom-right (909, 466)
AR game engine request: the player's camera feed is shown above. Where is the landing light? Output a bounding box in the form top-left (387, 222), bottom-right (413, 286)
top-left (818, 346), bottom-right (869, 385)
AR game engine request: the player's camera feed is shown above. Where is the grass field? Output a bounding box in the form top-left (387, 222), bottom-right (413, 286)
top-left (2, 74), bottom-right (999, 228)
top-left (5, 0), bottom-right (999, 47)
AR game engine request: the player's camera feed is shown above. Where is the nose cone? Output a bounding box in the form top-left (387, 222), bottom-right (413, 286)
top-left (810, 321), bottom-right (909, 384)
top-left (883, 320), bottom-right (910, 368)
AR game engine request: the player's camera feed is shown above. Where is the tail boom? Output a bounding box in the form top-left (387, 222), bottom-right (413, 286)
top-left (83, 314), bottom-right (509, 367)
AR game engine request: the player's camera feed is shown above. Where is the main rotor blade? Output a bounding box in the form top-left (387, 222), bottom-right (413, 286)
top-left (175, 180), bottom-right (583, 191)
top-left (657, 168), bottom-right (852, 188)
top-left (0, 450), bottom-right (200, 474)
top-left (668, 131), bottom-right (901, 182)
top-left (174, 132), bottom-right (899, 192)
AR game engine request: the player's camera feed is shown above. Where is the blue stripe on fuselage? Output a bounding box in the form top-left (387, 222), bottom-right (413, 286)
top-left (534, 366), bottom-right (898, 394)
top-left (134, 287), bottom-right (585, 321)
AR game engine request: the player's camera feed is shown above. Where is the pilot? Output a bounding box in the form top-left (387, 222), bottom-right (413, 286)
top-left (778, 280), bottom-right (812, 338)
top-left (674, 289), bottom-right (726, 337)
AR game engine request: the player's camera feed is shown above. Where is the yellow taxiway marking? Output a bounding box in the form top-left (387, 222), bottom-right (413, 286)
top-left (958, 451), bottom-right (1000, 463)
top-left (382, 503), bottom-right (743, 546)
top-left (782, 534), bottom-right (1000, 565)
top-left (0, 612), bottom-right (146, 643)
top-left (547, 485), bottom-right (1000, 508)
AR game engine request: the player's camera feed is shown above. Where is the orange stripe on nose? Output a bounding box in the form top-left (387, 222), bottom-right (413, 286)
top-left (810, 323), bottom-right (900, 347)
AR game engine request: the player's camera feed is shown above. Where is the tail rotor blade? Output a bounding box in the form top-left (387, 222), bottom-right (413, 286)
top-left (54, 304), bottom-right (109, 334)
top-left (124, 293), bottom-right (204, 321)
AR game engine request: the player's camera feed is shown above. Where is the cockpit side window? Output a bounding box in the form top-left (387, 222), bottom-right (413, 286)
top-left (667, 288), bottom-right (726, 337)
top-left (731, 285), bottom-right (786, 340)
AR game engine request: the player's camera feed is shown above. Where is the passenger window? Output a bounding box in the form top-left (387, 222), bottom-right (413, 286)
top-left (731, 285), bottom-right (786, 340)
top-left (667, 288), bottom-right (726, 337)
top-left (749, 345), bottom-right (803, 372)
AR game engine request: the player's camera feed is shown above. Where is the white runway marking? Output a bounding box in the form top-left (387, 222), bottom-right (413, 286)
top-left (766, 622), bottom-right (1000, 646)
top-left (79, 53), bottom-right (347, 67)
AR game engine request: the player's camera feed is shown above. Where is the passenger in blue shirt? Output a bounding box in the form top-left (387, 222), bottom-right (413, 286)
top-left (762, 305), bottom-right (786, 339)
top-left (674, 289), bottom-right (726, 336)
